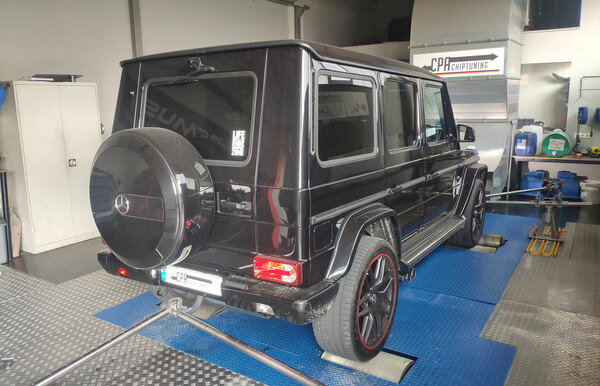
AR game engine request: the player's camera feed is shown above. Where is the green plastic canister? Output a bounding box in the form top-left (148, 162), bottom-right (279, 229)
top-left (542, 129), bottom-right (571, 157)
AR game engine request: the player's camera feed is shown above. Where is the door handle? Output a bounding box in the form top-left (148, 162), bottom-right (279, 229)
top-left (412, 136), bottom-right (421, 149)
top-left (68, 159), bottom-right (77, 167)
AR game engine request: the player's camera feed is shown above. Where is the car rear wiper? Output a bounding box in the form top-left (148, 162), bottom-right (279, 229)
top-left (182, 57), bottom-right (217, 79)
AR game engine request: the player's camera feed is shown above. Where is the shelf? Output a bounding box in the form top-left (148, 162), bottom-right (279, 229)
top-left (513, 154), bottom-right (600, 164)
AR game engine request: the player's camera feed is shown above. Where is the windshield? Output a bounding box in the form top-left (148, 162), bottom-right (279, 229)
top-left (143, 73), bottom-right (256, 163)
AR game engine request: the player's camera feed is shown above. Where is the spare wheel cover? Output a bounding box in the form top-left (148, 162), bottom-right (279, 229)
top-left (89, 127), bottom-right (215, 269)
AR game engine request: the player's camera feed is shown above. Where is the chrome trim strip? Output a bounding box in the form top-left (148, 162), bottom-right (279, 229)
top-left (383, 157), bottom-right (422, 173)
top-left (310, 168), bottom-right (382, 190)
top-left (311, 191), bottom-right (388, 225)
top-left (429, 156), bottom-right (479, 179)
top-left (310, 156), bottom-right (480, 225)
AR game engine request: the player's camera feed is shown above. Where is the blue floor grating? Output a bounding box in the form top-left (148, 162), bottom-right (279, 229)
top-left (405, 213), bottom-right (535, 304)
top-left (96, 213), bottom-right (532, 385)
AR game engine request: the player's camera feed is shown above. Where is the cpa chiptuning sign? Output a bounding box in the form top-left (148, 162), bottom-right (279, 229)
top-left (413, 47), bottom-right (505, 78)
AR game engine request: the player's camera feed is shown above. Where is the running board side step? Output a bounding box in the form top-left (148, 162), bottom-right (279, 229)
top-left (401, 215), bottom-right (465, 269)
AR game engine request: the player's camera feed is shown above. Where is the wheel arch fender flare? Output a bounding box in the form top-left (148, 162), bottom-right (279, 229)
top-left (455, 163), bottom-right (487, 216)
top-left (324, 203), bottom-right (408, 281)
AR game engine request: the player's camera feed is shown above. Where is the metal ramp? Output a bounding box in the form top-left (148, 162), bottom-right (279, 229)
top-left (321, 350), bottom-right (414, 383)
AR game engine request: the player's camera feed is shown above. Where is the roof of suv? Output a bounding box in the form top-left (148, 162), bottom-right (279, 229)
top-left (121, 40), bottom-right (442, 82)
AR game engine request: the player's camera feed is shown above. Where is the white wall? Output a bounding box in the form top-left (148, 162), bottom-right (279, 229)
top-left (518, 62), bottom-right (571, 129)
top-left (139, 0), bottom-right (292, 55)
top-left (0, 0), bottom-right (133, 137)
top-left (302, 0), bottom-right (376, 46)
top-left (140, 0), bottom-right (383, 54)
top-left (0, 0), bottom-right (380, 138)
top-left (521, 0), bottom-right (600, 151)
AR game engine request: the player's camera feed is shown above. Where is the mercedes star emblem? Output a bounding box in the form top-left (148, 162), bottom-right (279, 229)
top-left (115, 194), bottom-right (130, 215)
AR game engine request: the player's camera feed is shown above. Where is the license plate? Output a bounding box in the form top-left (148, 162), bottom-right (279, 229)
top-left (160, 266), bottom-right (222, 297)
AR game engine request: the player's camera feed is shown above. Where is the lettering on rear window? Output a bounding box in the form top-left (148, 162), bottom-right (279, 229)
top-left (143, 73), bottom-right (256, 163)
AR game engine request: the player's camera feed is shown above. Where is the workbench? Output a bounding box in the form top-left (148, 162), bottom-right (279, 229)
top-left (512, 154), bottom-right (600, 187)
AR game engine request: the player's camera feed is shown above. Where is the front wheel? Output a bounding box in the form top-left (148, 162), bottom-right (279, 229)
top-left (312, 236), bottom-right (399, 361)
top-left (450, 178), bottom-right (486, 247)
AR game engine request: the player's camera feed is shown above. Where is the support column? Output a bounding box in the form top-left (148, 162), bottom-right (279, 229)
top-left (128, 0), bottom-right (143, 57)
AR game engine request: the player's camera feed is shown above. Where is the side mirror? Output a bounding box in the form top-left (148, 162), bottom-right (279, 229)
top-left (457, 124), bottom-right (475, 142)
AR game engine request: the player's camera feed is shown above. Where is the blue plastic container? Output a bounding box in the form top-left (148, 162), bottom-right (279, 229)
top-left (514, 132), bottom-right (537, 156)
top-left (519, 170), bottom-right (547, 197)
top-left (555, 171), bottom-right (581, 200)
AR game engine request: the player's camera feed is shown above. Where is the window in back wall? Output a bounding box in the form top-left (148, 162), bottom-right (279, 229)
top-left (527, 0), bottom-right (582, 31)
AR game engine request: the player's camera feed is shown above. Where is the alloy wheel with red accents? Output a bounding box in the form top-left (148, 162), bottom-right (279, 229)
top-left (357, 252), bottom-right (397, 350)
top-left (312, 236), bottom-right (399, 361)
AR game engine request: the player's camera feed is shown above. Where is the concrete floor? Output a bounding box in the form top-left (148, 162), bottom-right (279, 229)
top-left (8, 237), bottom-right (104, 283)
top-left (482, 220), bottom-right (600, 385)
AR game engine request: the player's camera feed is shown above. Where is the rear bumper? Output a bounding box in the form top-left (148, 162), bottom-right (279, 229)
top-left (98, 251), bottom-right (338, 325)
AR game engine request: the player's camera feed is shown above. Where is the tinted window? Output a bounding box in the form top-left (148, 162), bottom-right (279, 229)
top-left (424, 86), bottom-right (448, 143)
top-left (317, 74), bottom-right (375, 163)
top-left (528, 0), bottom-right (581, 31)
top-left (144, 75), bottom-right (255, 162)
top-left (383, 81), bottom-right (417, 150)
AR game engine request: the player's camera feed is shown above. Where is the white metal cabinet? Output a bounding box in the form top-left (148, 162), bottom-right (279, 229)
top-left (59, 85), bottom-right (103, 237)
top-left (0, 81), bottom-right (102, 254)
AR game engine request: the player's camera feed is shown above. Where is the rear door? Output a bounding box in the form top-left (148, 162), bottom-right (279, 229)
top-left (382, 74), bottom-right (424, 237)
top-left (138, 50), bottom-right (266, 267)
top-left (309, 67), bottom-right (385, 254)
top-left (421, 82), bottom-right (461, 223)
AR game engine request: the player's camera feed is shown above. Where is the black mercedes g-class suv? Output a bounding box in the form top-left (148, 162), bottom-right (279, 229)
top-left (91, 40), bottom-right (486, 362)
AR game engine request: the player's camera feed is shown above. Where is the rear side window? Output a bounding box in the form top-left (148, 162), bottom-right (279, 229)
top-left (424, 85), bottom-right (448, 143)
top-left (383, 81), bottom-right (417, 150)
top-left (143, 73), bottom-right (256, 163)
top-left (317, 74), bottom-right (376, 164)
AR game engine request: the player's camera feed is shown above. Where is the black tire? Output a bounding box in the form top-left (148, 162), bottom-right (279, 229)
top-left (450, 178), bottom-right (486, 247)
top-left (312, 236), bottom-right (399, 361)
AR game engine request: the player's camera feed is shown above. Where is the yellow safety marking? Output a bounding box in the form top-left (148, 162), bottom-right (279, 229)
top-left (526, 228), bottom-right (564, 256)
top-left (541, 240), bottom-right (556, 257)
top-left (525, 239), bottom-right (535, 253)
top-left (539, 240), bottom-right (547, 255)
top-left (527, 239), bottom-right (546, 255)
top-left (552, 241), bottom-right (560, 256)
top-left (526, 239), bottom-right (536, 254)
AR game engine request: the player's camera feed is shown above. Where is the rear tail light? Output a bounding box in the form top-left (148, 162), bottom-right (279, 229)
top-left (118, 267), bottom-right (130, 278)
top-left (253, 256), bottom-right (302, 286)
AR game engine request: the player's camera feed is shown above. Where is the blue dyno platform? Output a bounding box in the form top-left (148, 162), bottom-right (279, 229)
top-left (96, 213), bottom-right (534, 385)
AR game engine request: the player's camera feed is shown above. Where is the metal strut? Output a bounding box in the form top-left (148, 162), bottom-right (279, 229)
top-left (34, 298), bottom-right (324, 386)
